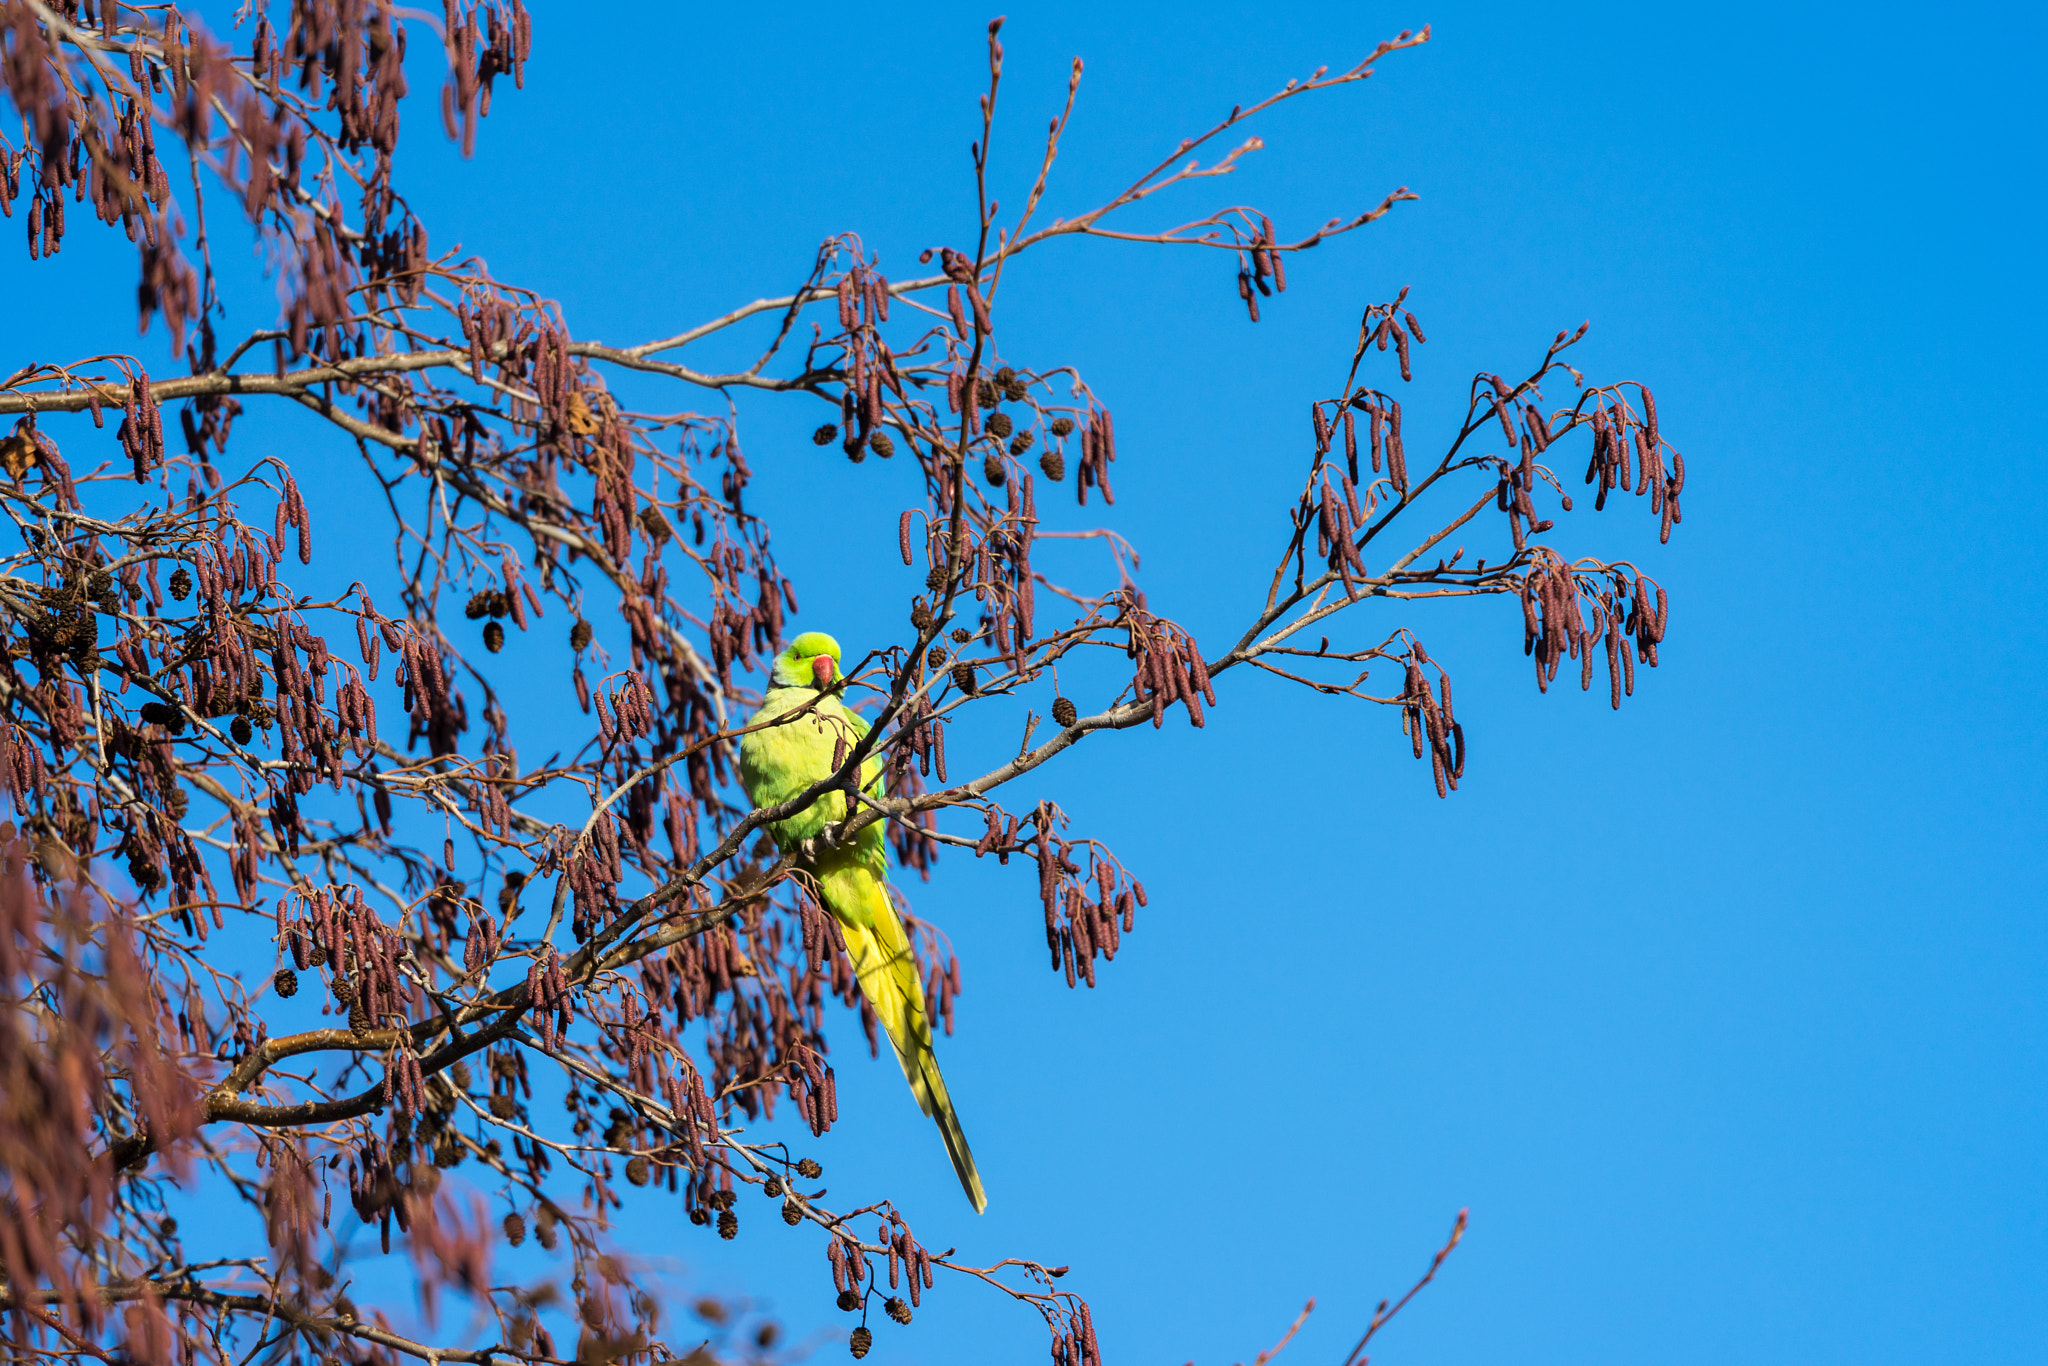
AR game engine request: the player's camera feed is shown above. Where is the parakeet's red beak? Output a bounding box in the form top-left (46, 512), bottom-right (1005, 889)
top-left (811, 655), bottom-right (834, 690)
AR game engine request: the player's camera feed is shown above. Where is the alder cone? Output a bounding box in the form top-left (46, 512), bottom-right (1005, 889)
top-left (1051, 696), bottom-right (1078, 727)
top-left (885, 1297), bottom-right (912, 1325)
top-left (836, 1290), bottom-right (860, 1312)
top-left (625, 1156), bottom-right (651, 1186)
top-left (1040, 449), bottom-right (1066, 481)
top-left (797, 1157), bottom-right (823, 1178)
top-left (502, 1213), bottom-right (526, 1246)
top-left (273, 969), bottom-right (298, 998)
top-left (849, 1327), bottom-right (873, 1359)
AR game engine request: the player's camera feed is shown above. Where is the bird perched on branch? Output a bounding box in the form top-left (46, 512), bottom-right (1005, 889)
top-left (738, 631), bottom-right (987, 1213)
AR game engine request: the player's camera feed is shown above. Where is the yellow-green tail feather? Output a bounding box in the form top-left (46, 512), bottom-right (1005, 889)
top-left (816, 859), bottom-right (988, 1214)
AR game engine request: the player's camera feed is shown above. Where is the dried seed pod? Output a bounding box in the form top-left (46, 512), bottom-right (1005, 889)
top-left (306, 943), bottom-right (329, 968)
top-left (910, 600), bottom-right (934, 632)
top-left (570, 619), bottom-right (593, 651)
top-left (926, 646), bottom-right (948, 668)
top-left (975, 378), bottom-right (999, 409)
top-left (489, 1093), bottom-right (517, 1119)
top-left (690, 1207), bottom-right (711, 1226)
top-left (869, 430), bottom-right (895, 457)
top-left (885, 1297), bottom-right (912, 1325)
top-left (986, 411), bottom-right (1014, 439)
top-left (813, 423), bottom-right (839, 446)
top-left (1048, 416), bottom-right (1075, 437)
top-left (1051, 696), bottom-right (1078, 727)
top-left (638, 506), bottom-right (673, 543)
top-left (837, 1290), bottom-right (861, 1312)
top-left (925, 565), bottom-right (948, 592)
top-left (797, 1157), bottom-right (823, 1179)
top-left (764, 1175), bottom-right (784, 1197)
top-left (951, 663), bottom-right (977, 695)
top-left (168, 566), bottom-right (192, 601)
top-left (465, 591), bottom-right (491, 620)
top-left (718, 1210), bottom-right (739, 1240)
top-left (950, 628), bottom-right (972, 644)
top-left (348, 1000), bottom-right (370, 1036)
top-left (983, 453), bottom-right (1007, 487)
top-left (1039, 449), bottom-right (1066, 481)
top-left (844, 433), bottom-right (867, 462)
top-left (483, 621), bottom-right (505, 653)
top-left (1009, 430), bottom-right (1035, 455)
top-left (503, 1213), bottom-right (527, 1246)
top-left (273, 968), bottom-right (299, 998)
top-left (231, 715), bottom-right (254, 744)
top-left (625, 1156), bottom-right (651, 1186)
top-left (993, 366), bottom-right (1016, 388)
top-left (849, 1327), bottom-right (873, 1359)
top-left (782, 1199), bottom-right (803, 1226)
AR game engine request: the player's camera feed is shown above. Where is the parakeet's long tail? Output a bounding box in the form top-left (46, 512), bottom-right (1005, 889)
top-left (817, 860), bottom-right (988, 1214)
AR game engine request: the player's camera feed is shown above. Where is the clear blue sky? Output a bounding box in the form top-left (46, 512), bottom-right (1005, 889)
top-left (9, 2), bottom-right (2045, 1363)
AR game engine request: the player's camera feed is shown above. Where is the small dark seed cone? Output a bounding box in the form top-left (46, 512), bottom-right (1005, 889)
top-left (986, 411), bottom-right (1013, 439)
top-left (348, 1000), bottom-right (370, 1036)
top-left (951, 663), bottom-right (977, 695)
top-left (231, 715), bottom-right (253, 745)
top-left (983, 453), bottom-right (1007, 487)
top-left (1010, 431), bottom-right (1035, 455)
top-left (273, 968), bottom-right (299, 999)
top-left (306, 943), bottom-right (329, 967)
top-left (1051, 696), bottom-right (1078, 727)
top-left (763, 1175), bottom-right (784, 1197)
top-left (813, 423), bottom-right (839, 446)
top-left (925, 565), bottom-right (947, 592)
top-left (1040, 449), bottom-right (1066, 481)
top-left (570, 620), bottom-right (593, 651)
top-left (836, 1290), bottom-right (860, 1313)
top-left (950, 627), bottom-right (972, 644)
top-left (974, 378), bottom-right (998, 409)
top-left (168, 567), bottom-right (192, 601)
top-left (910, 601), bottom-right (934, 632)
top-left (1048, 416), bottom-right (1075, 437)
top-left (689, 1207), bottom-right (710, 1226)
top-left (489, 1093), bottom-right (517, 1119)
top-left (717, 1210), bottom-right (739, 1240)
top-left (849, 1327), bottom-right (873, 1359)
top-left (483, 621), bottom-right (505, 653)
top-left (884, 1297), bottom-right (912, 1326)
top-left (465, 592), bottom-right (489, 620)
top-left (797, 1157), bottom-right (823, 1178)
top-left (926, 646), bottom-right (947, 669)
top-left (869, 431), bottom-right (895, 458)
top-left (625, 1156), bottom-right (651, 1187)
top-left (781, 1198), bottom-right (803, 1226)
top-left (503, 1213), bottom-right (527, 1246)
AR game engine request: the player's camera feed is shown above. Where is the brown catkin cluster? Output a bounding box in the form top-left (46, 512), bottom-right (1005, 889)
top-left (1399, 641), bottom-right (1465, 799)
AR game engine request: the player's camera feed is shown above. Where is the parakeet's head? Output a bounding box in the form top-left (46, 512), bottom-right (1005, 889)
top-left (771, 631), bottom-right (843, 690)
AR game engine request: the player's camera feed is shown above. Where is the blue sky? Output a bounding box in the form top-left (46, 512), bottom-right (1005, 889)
top-left (8, 2), bottom-right (2046, 1364)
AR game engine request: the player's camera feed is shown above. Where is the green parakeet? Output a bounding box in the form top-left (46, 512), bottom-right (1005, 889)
top-left (737, 631), bottom-right (987, 1213)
